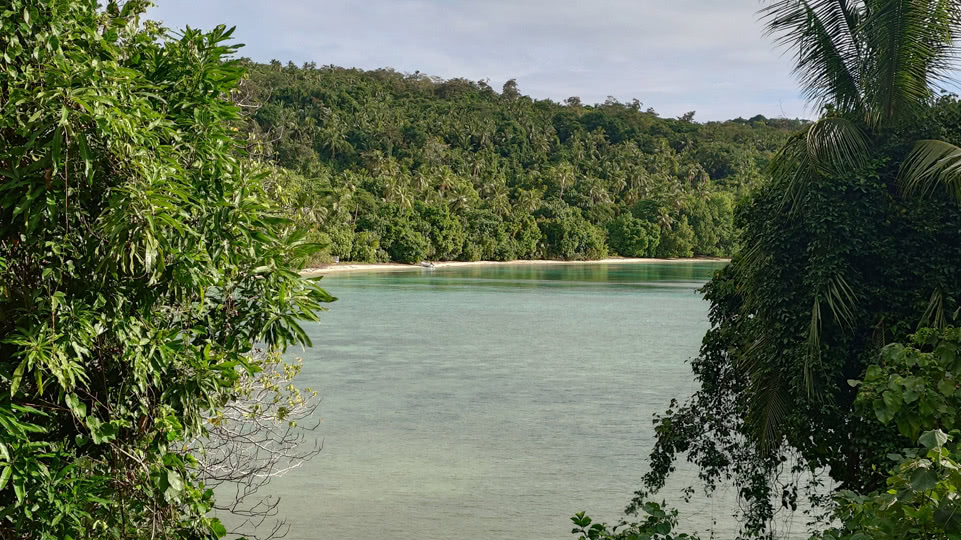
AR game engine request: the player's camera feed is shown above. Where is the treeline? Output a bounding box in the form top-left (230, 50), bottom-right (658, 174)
top-left (236, 61), bottom-right (806, 263)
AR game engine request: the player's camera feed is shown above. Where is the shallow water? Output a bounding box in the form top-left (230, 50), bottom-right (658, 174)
top-left (241, 261), bottom-right (807, 539)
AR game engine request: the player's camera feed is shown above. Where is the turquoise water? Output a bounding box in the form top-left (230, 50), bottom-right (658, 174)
top-left (252, 261), bottom-right (797, 539)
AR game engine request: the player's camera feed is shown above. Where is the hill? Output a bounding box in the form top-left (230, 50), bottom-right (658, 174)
top-left (236, 61), bottom-right (806, 263)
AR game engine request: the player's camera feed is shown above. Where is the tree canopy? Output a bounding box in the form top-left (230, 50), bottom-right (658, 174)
top-left (636, 0), bottom-right (961, 536)
top-left (236, 61), bottom-right (807, 264)
top-left (0, 1), bottom-right (331, 538)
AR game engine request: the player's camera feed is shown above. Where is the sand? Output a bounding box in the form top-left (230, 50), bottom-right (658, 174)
top-left (301, 257), bottom-right (729, 276)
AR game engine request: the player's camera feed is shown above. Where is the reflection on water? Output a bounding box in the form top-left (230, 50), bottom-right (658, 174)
top-left (234, 261), bottom-right (806, 540)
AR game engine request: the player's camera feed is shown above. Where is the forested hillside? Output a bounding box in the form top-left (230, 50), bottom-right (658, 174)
top-left (236, 61), bottom-right (806, 263)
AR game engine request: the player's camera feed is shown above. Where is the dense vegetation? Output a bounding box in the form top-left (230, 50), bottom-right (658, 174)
top-left (235, 61), bottom-right (806, 263)
top-left (6, 0), bottom-right (961, 539)
top-left (0, 1), bottom-right (330, 538)
top-left (603, 1), bottom-right (961, 539)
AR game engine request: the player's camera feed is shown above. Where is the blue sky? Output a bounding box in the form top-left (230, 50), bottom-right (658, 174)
top-left (146, 0), bottom-right (810, 121)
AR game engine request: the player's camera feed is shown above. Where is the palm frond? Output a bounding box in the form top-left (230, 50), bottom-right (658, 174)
top-left (761, 0), bottom-right (863, 114)
top-left (770, 117), bottom-right (869, 212)
top-left (824, 272), bottom-right (858, 330)
top-left (734, 240), bottom-right (767, 298)
top-left (749, 372), bottom-right (791, 452)
top-left (807, 116), bottom-right (871, 175)
top-left (860, 0), bottom-right (961, 125)
top-left (737, 331), bottom-right (788, 448)
top-left (919, 287), bottom-right (947, 329)
top-left (805, 296), bottom-right (823, 399)
top-left (899, 138), bottom-right (961, 202)
top-left (804, 274), bottom-right (857, 399)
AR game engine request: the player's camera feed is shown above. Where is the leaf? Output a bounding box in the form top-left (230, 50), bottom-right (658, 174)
top-left (873, 398), bottom-right (894, 424)
top-left (920, 429), bottom-right (950, 450)
top-left (10, 359), bottom-right (26, 397)
top-left (900, 139), bottom-right (961, 204)
top-left (0, 466), bottom-right (10, 491)
top-left (938, 378), bottom-right (956, 397)
top-left (896, 415), bottom-right (920, 441)
top-left (882, 388), bottom-right (902, 413)
top-left (209, 518), bottom-right (227, 537)
top-left (910, 468), bottom-right (938, 492)
top-left (166, 470), bottom-right (183, 496)
top-left (64, 392), bottom-right (86, 418)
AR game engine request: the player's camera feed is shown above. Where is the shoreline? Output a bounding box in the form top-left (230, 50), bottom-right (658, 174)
top-left (301, 257), bottom-right (729, 276)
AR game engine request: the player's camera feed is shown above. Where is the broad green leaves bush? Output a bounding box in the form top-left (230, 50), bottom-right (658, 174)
top-left (0, 1), bottom-right (332, 537)
top-left (854, 328), bottom-right (961, 442)
top-left (819, 329), bottom-right (961, 539)
top-left (569, 503), bottom-right (699, 540)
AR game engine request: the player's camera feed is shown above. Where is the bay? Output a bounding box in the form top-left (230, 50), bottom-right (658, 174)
top-left (245, 261), bottom-right (804, 539)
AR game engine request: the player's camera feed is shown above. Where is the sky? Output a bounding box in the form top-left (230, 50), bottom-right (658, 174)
top-left (145, 0), bottom-right (811, 122)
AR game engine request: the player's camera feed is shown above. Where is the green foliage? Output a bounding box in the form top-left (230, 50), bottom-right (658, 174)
top-left (607, 215), bottom-right (659, 257)
top-left (350, 231), bottom-right (383, 263)
top-left (569, 504), bottom-right (699, 540)
top-left (385, 222), bottom-right (430, 264)
top-left (819, 428), bottom-right (961, 540)
top-left (624, 2), bottom-right (961, 537)
top-left (538, 204), bottom-right (608, 260)
top-left (237, 61), bottom-right (805, 263)
top-left (854, 328), bottom-right (961, 445)
top-left (0, 1), bottom-right (332, 537)
top-left (642, 96), bottom-right (961, 534)
top-left (817, 330), bottom-right (961, 539)
top-left (655, 216), bottom-right (695, 259)
top-left (326, 225), bottom-right (354, 260)
top-left (415, 202), bottom-right (465, 261)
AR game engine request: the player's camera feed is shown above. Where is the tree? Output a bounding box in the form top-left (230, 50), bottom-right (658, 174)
top-left (640, 2), bottom-right (961, 534)
top-left (760, 0), bottom-right (961, 209)
top-left (415, 202), bottom-right (466, 261)
top-left (0, 2), bottom-right (332, 538)
top-left (237, 52), bottom-right (805, 265)
top-left (744, 0), bottom-right (961, 446)
top-left (607, 215), bottom-right (659, 257)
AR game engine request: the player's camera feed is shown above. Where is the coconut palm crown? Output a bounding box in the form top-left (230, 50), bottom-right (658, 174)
top-left (741, 0), bottom-right (961, 445)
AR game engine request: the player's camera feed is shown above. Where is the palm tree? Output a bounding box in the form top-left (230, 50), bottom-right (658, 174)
top-left (745, 0), bottom-right (961, 446)
top-left (762, 0), bottom-right (961, 208)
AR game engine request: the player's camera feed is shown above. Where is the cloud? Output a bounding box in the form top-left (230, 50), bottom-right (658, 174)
top-left (146, 0), bottom-right (808, 121)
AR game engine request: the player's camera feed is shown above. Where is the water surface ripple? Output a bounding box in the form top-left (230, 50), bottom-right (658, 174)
top-left (249, 262), bottom-right (798, 539)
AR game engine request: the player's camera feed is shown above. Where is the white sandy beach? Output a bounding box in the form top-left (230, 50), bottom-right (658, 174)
top-left (301, 257), bottom-right (729, 276)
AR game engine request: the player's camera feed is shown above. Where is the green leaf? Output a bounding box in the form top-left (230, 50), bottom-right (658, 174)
top-left (920, 429), bottom-right (950, 450)
top-left (873, 398), bottom-right (894, 424)
top-left (882, 388), bottom-right (902, 413)
top-left (910, 468), bottom-right (938, 492)
top-left (65, 392), bottom-right (86, 418)
top-left (0, 466), bottom-right (11, 491)
top-left (897, 415), bottom-right (921, 441)
top-left (210, 518), bottom-right (227, 538)
top-left (165, 469), bottom-right (183, 497)
top-left (10, 359), bottom-right (26, 397)
top-left (938, 378), bottom-right (956, 397)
